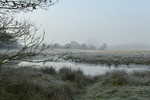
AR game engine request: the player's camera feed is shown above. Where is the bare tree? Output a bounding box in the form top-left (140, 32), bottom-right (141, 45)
top-left (0, 0), bottom-right (59, 65)
top-left (0, 0), bottom-right (59, 11)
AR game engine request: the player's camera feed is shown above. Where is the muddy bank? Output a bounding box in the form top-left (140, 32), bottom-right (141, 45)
top-left (65, 50), bottom-right (150, 65)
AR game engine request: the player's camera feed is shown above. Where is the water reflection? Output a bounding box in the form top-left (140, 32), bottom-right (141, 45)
top-left (19, 61), bottom-right (150, 76)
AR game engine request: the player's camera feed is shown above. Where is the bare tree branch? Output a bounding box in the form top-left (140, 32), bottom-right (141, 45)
top-left (0, 0), bottom-right (59, 66)
top-left (0, 0), bottom-right (59, 12)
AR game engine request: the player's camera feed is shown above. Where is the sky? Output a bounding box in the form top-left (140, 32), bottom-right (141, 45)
top-left (20, 0), bottom-right (150, 46)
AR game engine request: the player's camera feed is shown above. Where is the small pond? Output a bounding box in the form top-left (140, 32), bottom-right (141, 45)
top-left (18, 60), bottom-right (150, 76)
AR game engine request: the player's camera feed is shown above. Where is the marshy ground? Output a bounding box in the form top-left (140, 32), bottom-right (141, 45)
top-left (65, 50), bottom-right (150, 65)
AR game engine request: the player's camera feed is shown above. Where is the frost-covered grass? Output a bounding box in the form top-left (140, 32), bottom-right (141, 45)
top-left (98, 70), bottom-right (150, 85)
top-left (8, 49), bottom-right (150, 65)
top-left (65, 50), bottom-right (150, 65)
top-left (76, 83), bottom-right (150, 100)
top-left (0, 66), bottom-right (150, 100)
top-left (2, 49), bottom-right (150, 65)
top-left (41, 67), bottom-right (57, 75)
top-left (0, 66), bottom-right (93, 100)
top-left (59, 67), bottom-right (93, 88)
top-left (76, 70), bottom-right (150, 100)
top-left (0, 67), bottom-right (73, 100)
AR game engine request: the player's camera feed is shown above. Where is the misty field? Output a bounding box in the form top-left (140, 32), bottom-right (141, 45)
top-left (3, 49), bottom-right (150, 65)
top-left (37, 49), bottom-right (150, 65)
top-left (62, 49), bottom-right (150, 65)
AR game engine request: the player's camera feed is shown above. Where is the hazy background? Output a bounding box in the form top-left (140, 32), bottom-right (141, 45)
top-left (19, 0), bottom-right (150, 50)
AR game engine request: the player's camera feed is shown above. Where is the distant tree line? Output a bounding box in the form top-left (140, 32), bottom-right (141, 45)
top-left (50, 41), bottom-right (107, 50)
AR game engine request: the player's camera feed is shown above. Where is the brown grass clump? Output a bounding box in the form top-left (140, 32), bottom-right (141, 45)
top-left (41, 67), bottom-right (57, 75)
top-left (101, 70), bottom-right (129, 85)
top-left (59, 67), bottom-right (93, 88)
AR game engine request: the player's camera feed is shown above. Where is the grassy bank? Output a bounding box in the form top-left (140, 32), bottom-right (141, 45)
top-left (0, 67), bottom-right (93, 100)
top-left (76, 70), bottom-right (150, 100)
top-left (0, 67), bottom-right (150, 100)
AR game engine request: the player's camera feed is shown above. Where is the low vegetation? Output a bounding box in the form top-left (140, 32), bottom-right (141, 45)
top-left (59, 67), bottom-right (93, 88)
top-left (0, 66), bottom-right (93, 100)
top-left (98, 70), bottom-right (150, 86)
top-left (65, 50), bottom-right (150, 65)
top-left (76, 70), bottom-right (150, 100)
top-left (0, 67), bottom-right (150, 100)
top-left (41, 67), bottom-right (57, 75)
top-left (0, 67), bottom-right (72, 100)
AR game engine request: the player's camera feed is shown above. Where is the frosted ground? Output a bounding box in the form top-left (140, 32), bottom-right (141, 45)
top-left (64, 49), bottom-right (150, 65)
top-left (35, 49), bottom-right (150, 65)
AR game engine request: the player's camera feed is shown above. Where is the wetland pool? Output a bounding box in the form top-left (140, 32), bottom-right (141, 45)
top-left (18, 60), bottom-right (150, 76)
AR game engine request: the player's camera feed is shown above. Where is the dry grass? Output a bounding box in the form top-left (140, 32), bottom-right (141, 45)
top-left (0, 66), bottom-right (150, 100)
top-left (131, 70), bottom-right (150, 85)
top-left (0, 67), bottom-right (74, 100)
top-left (41, 67), bottom-right (57, 75)
top-left (65, 50), bottom-right (150, 65)
top-left (99, 70), bottom-right (150, 86)
top-left (101, 70), bottom-right (129, 85)
top-left (59, 67), bottom-right (93, 88)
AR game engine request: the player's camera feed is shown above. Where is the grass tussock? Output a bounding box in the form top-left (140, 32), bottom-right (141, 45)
top-left (41, 67), bottom-right (57, 75)
top-left (100, 70), bottom-right (150, 86)
top-left (131, 70), bottom-right (150, 85)
top-left (101, 70), bottom-right (129, 85)
top-left (59, 67), bottom-right (93, 88)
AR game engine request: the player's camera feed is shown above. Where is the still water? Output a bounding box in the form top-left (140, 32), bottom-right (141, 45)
top-left (18, 61), bottom-right (150, 76)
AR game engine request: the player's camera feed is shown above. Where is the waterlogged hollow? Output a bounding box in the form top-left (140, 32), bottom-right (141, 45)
top-left (18, 61), bottom-right (150, 76)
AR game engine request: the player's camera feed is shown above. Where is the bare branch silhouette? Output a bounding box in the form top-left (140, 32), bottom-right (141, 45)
top-left (0, 0), bottom-right (59, 66)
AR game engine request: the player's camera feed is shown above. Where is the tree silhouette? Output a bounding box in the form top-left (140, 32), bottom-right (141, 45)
top-left (0, 0), bottom-right (59, 65)
top-left (0, 0), bottom-right (59, 11)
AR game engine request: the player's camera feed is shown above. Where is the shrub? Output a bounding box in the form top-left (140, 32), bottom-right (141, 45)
top-left (131, 70), bottom-right (150, 85)
top-left (46, 84), bottom-right (74, 100)
top-left (132, 70), bottom-right (150, 78)
top-left (41, 67), bottom-right (57, 75)
top-left (59, 67), bottom-right (73, 79)
top-left (59, 67), bottom-right (93, 88)
top-left (58, 67), bottom-right (72, 74)
top-left (101, 70), bottom-right (129, 85)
